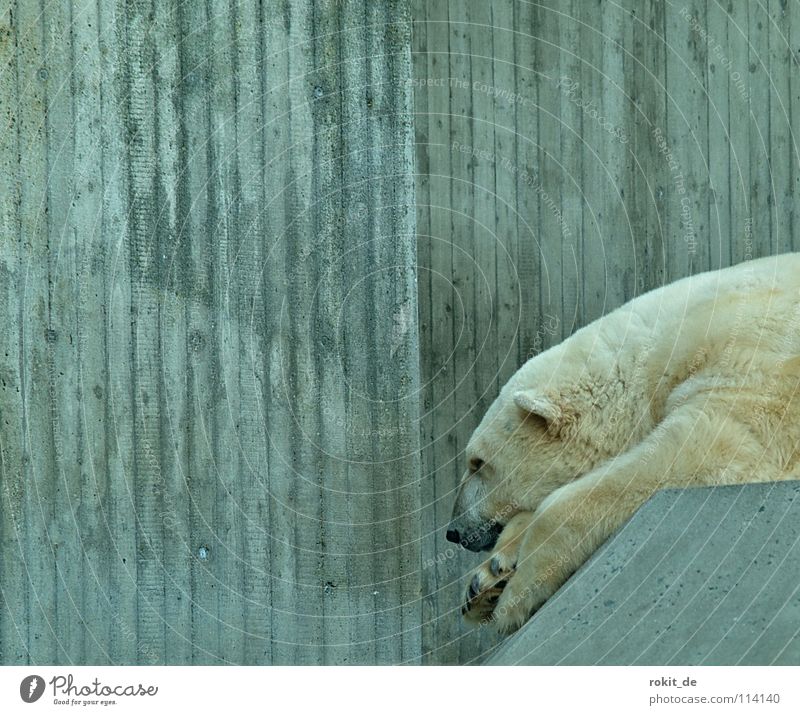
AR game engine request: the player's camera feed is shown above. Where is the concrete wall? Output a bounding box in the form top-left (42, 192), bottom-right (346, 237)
top-left (2, 0), bottom-right (800, 667)
top-left (412, 0), bottom-right (800, 663)
top-left (0, 0), bottom-right (420, 665)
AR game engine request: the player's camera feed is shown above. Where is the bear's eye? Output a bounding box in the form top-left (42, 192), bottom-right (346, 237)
top-left (469, 457), bottom-right (485, 473)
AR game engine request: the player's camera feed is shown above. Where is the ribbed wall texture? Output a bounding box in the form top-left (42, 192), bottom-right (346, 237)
top-left (2, 0), bottom-right (800, 667)
top-left (412, 0), bottom-right (800, 664)
top-left (0, 0), bottom-right (421, 665)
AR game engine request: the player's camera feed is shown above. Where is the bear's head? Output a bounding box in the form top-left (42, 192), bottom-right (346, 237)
top-left (446, 377), bottom-right (601, 552)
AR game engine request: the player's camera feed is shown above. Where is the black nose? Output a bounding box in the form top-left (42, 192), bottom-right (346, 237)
top-left (445, 529), bottom-right (461, 544)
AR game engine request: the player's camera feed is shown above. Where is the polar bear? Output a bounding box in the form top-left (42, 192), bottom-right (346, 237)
top-left (446, 254), bottom-right (800, 634)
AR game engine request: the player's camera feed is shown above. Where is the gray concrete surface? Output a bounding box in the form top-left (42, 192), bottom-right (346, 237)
top-left (0, 0), bottom-right (420, 665)
top-left (487, 482), bottom-right (800, 665)
top-left (411, 0), bottom-right (800, 664)
top-left (3, 0), bottom-right (800, 667)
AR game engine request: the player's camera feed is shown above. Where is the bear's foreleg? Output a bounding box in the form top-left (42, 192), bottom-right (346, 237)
top-left (461, 510), bottom-right (535, 625)
top-left (487, 398), bottom-right (765, 634)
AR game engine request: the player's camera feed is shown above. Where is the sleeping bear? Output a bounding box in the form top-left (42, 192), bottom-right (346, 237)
top-left (446, 254), bottom-right (800, 634)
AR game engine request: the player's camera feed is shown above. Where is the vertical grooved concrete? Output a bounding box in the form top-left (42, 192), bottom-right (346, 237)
top-left (1, 0), bottom-right (420, 665)
top-left (411, 0), bottom-right (800, 664)
top-left (3, 0), bottom-right (800, 667)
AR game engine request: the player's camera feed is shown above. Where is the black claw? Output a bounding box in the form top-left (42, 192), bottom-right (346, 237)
top-left (490, 556), bottom-right (501, 576)
top-left (461, 603), bottom-right (468, 616)
top-left (469, 574), bottom-right (481, 598)
top-left (495, 579), bottom-right (508, 590)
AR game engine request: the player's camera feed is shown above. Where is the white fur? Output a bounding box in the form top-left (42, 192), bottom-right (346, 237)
top-left (454, 254), bottom-right (800, 633)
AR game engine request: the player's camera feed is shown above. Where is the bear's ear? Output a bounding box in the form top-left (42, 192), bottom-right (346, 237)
top-left (512, 390), bottom-right (564, 433)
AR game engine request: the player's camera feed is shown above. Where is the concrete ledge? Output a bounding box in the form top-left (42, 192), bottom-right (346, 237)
top-left (487, 481), bottom-right (800, 665)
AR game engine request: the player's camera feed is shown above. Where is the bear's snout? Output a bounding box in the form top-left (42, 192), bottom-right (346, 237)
top-left (445, 528), bottom-right (461, 544)
top-left (446, 519), bottom-right (503, 552)
top-left (449, 475), bottom-right (508, 551)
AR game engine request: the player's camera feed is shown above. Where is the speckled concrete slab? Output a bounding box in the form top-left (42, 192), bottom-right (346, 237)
top-left (487, 481), bottom-right (800, 665)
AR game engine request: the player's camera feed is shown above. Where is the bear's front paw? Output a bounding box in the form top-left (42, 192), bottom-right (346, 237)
top-left (486, 573), bottom-right (550, 635)
top-left (485, 547), bottom-right (570, 634)
top-left (462, 548), bottom-right (516, 625)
